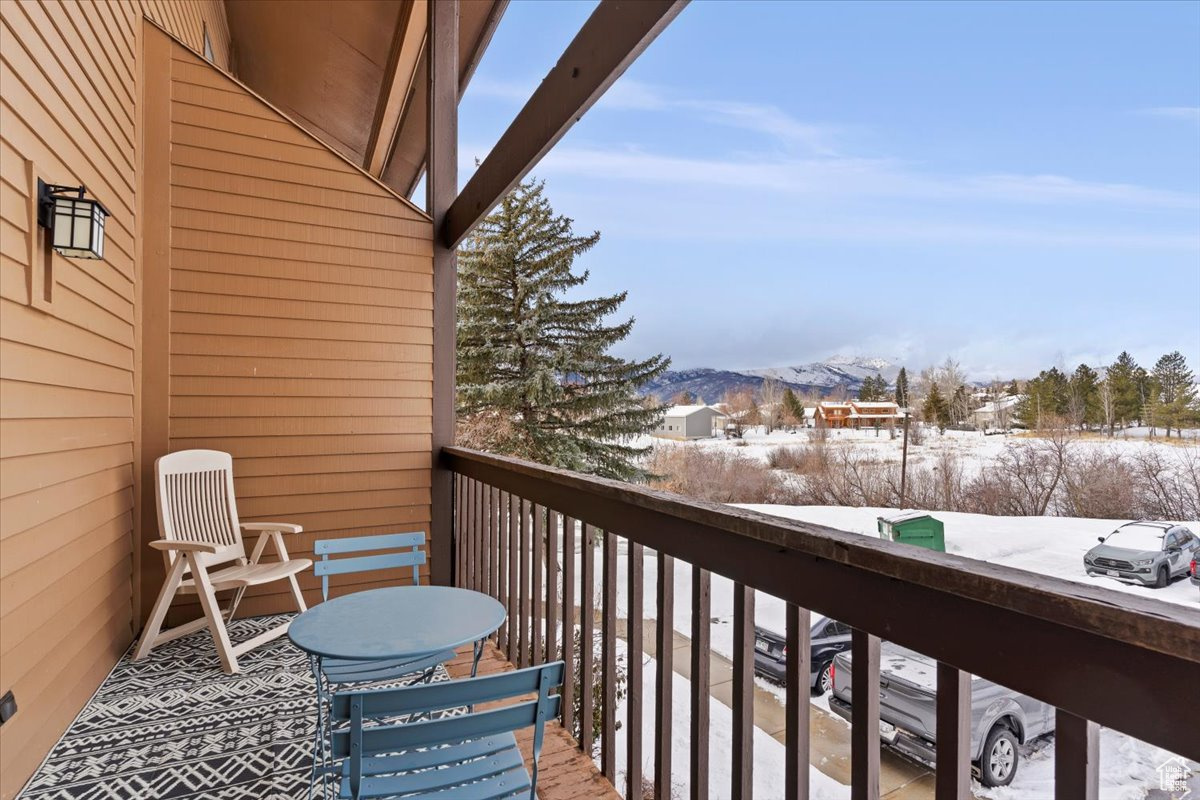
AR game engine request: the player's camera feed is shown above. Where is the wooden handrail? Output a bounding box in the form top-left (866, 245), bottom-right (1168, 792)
top-left (444, 445), bottom-right (1200, 759)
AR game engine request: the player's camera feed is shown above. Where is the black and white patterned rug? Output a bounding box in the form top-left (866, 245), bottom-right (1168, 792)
top-left (19, 614), bottom-right (449, 800)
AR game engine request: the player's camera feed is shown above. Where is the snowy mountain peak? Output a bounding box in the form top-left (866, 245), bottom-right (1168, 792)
top-left (822, 354), bottom-right (896, 371)
top-left (640, 355), bottom-right (902, 401)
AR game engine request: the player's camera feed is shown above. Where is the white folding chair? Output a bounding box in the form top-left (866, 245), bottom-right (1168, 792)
top-left (133, 449), bottom-right (313, 673)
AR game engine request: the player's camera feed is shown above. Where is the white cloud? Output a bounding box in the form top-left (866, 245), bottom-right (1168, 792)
top-left (1141, 106), bottom-right (1200, 124)
top-left (529, 144), bottom-right (1200, 211)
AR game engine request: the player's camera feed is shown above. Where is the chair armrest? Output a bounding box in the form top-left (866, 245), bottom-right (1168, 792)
top-left (149, 540), bottom-right (220, 554)
top-left (241, 522), bottom-right (303, 535)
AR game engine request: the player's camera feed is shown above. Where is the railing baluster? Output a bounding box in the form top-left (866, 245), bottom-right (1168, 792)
top-left (732, 582), bottom-right (754, 800)
top-left (473, 479), bottom-right (483, 592)
top-left (627, 541), bottom-right (644, 800)
top-left (481, 482), bottom-right (491, 599)
top-left (935, 662), bottom-right (971, 799)
top-left (786, 603), bottom-right (811, 800)
top-left (655, 552), bottom-right (675, 800)
top-left (497, 490), bottom-right (509, 653)
top-left (465, 476), bottom-right (474, 589)
top-left (580, 523), bottom-right (596, 755)
top-left (508, 493), bottom-right (520, 664)
top-left (533, 504), bottom-right (544, 665)
top-left (519, 498), bottom-right (531, 668)
top-left (453, 475), bottom-right (464, 587)
top-left (1055, 709), bottom-right (1099, 800)
top-left (562, 515), bottom-right (576, 737)
top-left (547, 509), bottom-right (559, 662)
top-left (602, 530), bottom-right (617, 782)
top-left (487, 486), bottom-right (498, 605)
top-left (691, 566), bottom-right (711, 800)
top-left (850, 629), bottom-right (881, 800)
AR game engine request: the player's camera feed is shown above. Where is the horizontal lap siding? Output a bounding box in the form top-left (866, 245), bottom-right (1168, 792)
top-left (0, 3), bottom-right (231, 797)
top-left (161, 41), bottom-right (434, 623)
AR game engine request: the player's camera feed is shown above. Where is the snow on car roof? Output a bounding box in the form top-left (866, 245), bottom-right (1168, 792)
top-left (1104, 525), bottom-right (1165, 551)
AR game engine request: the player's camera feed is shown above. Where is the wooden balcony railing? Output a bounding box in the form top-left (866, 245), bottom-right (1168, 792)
top-left (444, 446), bottom-right (1200, 799)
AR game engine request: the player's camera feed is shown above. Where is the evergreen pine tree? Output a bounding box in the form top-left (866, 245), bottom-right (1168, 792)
top-left (1006, 378), bottom-right (1020, 396)
top-left (1152, 351), bottom-right (1196, 437)
top-left (894, 368), bottom-right (910, 407)
top-left (1069, 364), bottom-right (1101, 430)
top-left (456, 178), bottom-right (669, 480)
top-left (923, 383), bottom-right (949, 433)
top-left (782, 388), bottom-right (805, 423)
top-left (1016, 368), bottom-right (1069, 429)
top-left (1105, 351), bottom-right (1142, 428)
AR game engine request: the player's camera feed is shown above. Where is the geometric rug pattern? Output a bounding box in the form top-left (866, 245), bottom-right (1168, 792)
top-left (18, 614), bottom-right (449, 800)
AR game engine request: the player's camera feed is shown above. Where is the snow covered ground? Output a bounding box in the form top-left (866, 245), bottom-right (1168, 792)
top-left (638, 423), bottom-right (1199, 480)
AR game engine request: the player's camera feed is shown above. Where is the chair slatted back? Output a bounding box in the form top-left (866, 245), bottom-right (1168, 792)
top-left (331, 662), bottom-right (564, 799)
top-left (155, 450), bottom-right (245, 569)
top-left (312, 531), bottom-right (426, 601)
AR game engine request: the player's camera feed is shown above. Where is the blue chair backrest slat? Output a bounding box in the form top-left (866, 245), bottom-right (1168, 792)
top-left (313, 550), bottom-right (424, 579)
top-left (331, 695), bottom-right (562, 759)
top-left (335, 661), bottom-right (564, 799)
top-left (331, 661), bottom-right (565, 720)
top-left (312, 531), bottom-right (427, 600)
top-left (314, 531), bottom-right (425, 556)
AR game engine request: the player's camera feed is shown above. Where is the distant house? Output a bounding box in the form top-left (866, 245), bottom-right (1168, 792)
top-left (816, 400), bottom-right (904, 429)
top-left (802, 407), bottom-right (817, 428)
top-left (849, 401), bottom-right (905, 428)
top-left (815, 401), bottom-right (854, 428)
top-left (653, 405), bottom-right (728, 440)
top-left (972, 395), bottom-right (1022, 431)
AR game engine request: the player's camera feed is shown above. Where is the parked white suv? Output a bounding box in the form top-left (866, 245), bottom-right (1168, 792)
top-left (1083, 522), bottom-right (1199, 588)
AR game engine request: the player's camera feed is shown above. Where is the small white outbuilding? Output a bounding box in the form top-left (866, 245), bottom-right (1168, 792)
top-left (653, 404), bottom-right (728, 440)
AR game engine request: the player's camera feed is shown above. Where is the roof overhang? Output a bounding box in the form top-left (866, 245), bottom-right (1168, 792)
top-left (224, 0), bottom-right (506, 196)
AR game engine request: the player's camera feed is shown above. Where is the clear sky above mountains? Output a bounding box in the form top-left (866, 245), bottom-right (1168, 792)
top-left (458, 1), bottom-right (1200, 379)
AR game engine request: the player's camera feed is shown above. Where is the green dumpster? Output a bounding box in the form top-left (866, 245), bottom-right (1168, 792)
top-left (877, 511), bottom-right (945, 552)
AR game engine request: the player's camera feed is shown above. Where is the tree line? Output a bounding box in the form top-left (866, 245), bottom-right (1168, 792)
top-left (1017, 351), bottom-right (1197, 436)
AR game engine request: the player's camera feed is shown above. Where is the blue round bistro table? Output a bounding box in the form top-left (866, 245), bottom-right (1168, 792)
top-left (289, 585), bottom-right (507, 797)
top-left (289, 585), bottom-right (506, 662)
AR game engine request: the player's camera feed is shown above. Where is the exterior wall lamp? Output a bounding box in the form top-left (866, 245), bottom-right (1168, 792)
top-left (37, 180), bottom-right (109, 260)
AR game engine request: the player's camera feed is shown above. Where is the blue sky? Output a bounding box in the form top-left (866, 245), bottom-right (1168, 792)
top-left (458, 1), bottom-right (1200, 379)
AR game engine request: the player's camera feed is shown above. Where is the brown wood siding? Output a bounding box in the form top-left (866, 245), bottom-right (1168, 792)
top-left (1, 4), bottom-right (224, 796)
top-left (148, 34), bottom-right (433, 623)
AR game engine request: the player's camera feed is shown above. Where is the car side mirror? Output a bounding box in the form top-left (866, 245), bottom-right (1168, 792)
top-left (1097, 537), bottom-right (1105, 544)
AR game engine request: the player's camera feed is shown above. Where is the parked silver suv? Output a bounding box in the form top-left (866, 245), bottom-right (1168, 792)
top-left (1083, 521), bottom-right (1199, 588)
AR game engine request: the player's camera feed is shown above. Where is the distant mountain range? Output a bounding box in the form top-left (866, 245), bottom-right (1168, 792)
top-left (639, 355), bottom-right (902, 403)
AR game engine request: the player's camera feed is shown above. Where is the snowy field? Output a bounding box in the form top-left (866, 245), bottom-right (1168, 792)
top-left (638, 423), bottom-right (1200, 479)
top-left (564, 502), bottom-right (1197, 799)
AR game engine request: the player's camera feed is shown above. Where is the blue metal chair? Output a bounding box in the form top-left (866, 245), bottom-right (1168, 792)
top-left (312, 532), bottom-right (459, 686)
top-left (309, 532), bottom-right (464, 798)
top-left (330, 661), bottom-right (565, 800)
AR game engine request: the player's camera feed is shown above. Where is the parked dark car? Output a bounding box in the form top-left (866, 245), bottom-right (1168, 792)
top-left (753, 616), bottom-right (851, 694)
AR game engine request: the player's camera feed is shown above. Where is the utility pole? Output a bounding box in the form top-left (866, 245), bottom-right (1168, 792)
top-left (899, 411), bottom-right (910, 508)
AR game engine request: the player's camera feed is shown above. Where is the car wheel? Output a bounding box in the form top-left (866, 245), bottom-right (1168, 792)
top-left (978, 726), bottom-right (1019, 788)
top-left (1155, 566), bottom-right (1169, 588)
top-left (813, 662), bottom-right (833, 696)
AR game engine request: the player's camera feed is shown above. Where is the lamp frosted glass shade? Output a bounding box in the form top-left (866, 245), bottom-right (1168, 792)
top-left (50, 195), bottom-right (106, 260)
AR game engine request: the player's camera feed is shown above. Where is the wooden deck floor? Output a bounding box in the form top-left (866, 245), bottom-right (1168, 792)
top-left (445, 642), bottom-right (621, 800)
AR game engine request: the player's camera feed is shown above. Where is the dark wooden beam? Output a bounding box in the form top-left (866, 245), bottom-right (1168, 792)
top-left (441, 0), bottom-right (688, 248)
top-left (428, 0), bottom-right (458, 586)
top-left (364, 0), bottom-right (426, 177)
top-left (442, 446), bottom-right (1200, 759)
